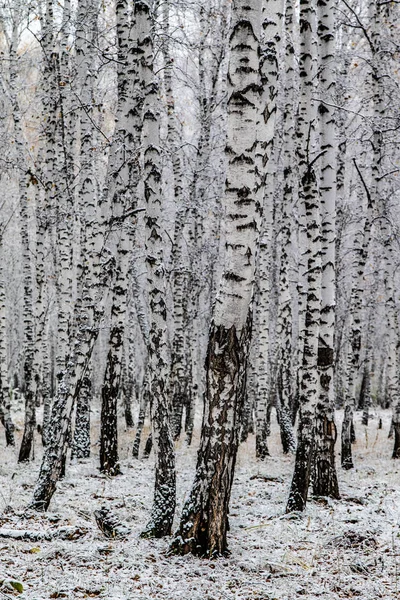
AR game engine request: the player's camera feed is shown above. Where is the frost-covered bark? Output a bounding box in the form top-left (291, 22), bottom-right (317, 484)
top-left (31, 0), bottom-right (103, 509)
top-left (72, 376), bottom-right (91, 460)
top-left (132, 381), bottom-right (149, 459)
top-left (100, 0), bottom-right (142, 475)
top-left (171, 0), bottom-right (262, 556)
top-left (162, 0), bottom-right (190, 442)
top-left (0, 264), bottom-right (14, 446)
top-left (138, 0), bottom-right (176, 538)
top-left (340, 179), bottom-right (372, 469)
top-left (313, 0), bottom-right (339, 498)
top-left (255, 0), bottom-right (284, 458)
top-left (275, 206), bottom-right (295, 454)
top-left (286, 0), bottom-right (321, 513)
top-left (341, 0), bottom-right (383, 467)
top-left (4, 15), bottom-right (37, 462)
top-left (71, 0), bottom-right (100, 460)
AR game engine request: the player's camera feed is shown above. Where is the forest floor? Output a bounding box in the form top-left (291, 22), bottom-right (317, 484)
top-left (0, 408), bottom-right (399, 599)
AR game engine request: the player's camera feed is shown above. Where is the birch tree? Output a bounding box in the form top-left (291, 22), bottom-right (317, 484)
top-left (312, 0), bottom-right (339, 498)
top-left (171, 0), bottom-right (262, 556)
top-left (255, 0), bottom-right (286, 458)
top-left (99, 0), bottom-right (142, 475)
top-left (137, 0), bottom-right (176, 538)
top-left (286, 0), bottom-right (321, 513)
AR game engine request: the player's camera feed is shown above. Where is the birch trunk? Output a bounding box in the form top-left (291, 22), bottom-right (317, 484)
top-left (286, 0), bottom-right (321, 512)
top-left (313, 0), bottom-right (339, 498)
top-left (255, 0), bottom-right (284, 458)
top-left (5, 17), bottom-right (37, 462)
top-left (162, 0), bottom-right (190, 441)
top-left (171, 0), bottom-right (262, 556)
top-left (100, 0), bottom-right (142, 475)
top-left (138, 0), bottom-right (176, 537)
top-left (71, 0), bottom-right (100, 460)
top-left (0, 262), bottom-right (14, 446)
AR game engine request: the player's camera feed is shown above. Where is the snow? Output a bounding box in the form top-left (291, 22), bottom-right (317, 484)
top-left (0, 409), bottom-right (399, 599)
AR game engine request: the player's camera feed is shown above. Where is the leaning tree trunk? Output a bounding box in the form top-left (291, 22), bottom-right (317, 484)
top-left (171, 0), bottom-right (262, 557)
top-left (30, 0), bottom-right (103, 510)
top-left (286, 0), bottom-right (321, 513)
top-left (313, 0), bottom-right (340, 499)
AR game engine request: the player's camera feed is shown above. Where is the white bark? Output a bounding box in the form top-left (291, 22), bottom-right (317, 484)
top-left (287, 0), bottom-right (321, 512)
top-left (172, 0), bottom-right (262, 557)
top-left (138, 0), bottom-right (176, 538)
top-left (313, 0), bottom-right (339, 498)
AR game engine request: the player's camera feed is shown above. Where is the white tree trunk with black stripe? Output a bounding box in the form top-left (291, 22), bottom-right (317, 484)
top-left (313, 0), bottom-right (339, 498)
top-left (171, 0), bottom-right (262, 556)
top-left (286, 0), bottom-right (321, 513)
top-left (138, 0), bottom-right (176, 538)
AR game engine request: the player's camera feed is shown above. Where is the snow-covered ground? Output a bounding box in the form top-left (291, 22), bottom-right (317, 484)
top-left (0, 409), bottom-right (399, 599)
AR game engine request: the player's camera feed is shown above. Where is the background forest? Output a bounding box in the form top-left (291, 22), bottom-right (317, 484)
top-left (0, 0), bottom-right (399, 597)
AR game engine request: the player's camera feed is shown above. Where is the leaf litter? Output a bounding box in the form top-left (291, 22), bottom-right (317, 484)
top-left (0, 409), bottom-right (399, 599)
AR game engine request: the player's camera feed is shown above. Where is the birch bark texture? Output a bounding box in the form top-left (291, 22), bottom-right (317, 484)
top-left (255, 0), bottom-right (285, 460)
top-left (313, 0), bottom-right (339, 498)
top-left (137, 0), bottom-right (176, 539)
top-left (100, 0), bottom-right (141, 475)
top-left (286, 0), bottom-right (321, 513)
top-left (171, 0), bottom-right (262, 557)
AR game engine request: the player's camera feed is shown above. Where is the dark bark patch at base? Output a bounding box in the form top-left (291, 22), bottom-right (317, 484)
top-left (168, 534), bottom-right (231, 558)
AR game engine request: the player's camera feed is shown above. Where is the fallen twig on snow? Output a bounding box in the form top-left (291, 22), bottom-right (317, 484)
top-left (0, 527), bottom-right (88, 542)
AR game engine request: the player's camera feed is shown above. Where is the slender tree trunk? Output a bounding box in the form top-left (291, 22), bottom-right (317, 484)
top-left (313, 0), bottom-right (339, 499)
top-left (132, 380), bottom-right (149, 458)
top-left (6, 18), bottom-right (37, 462)
top-left (162, 0), bottom-right (190, 442)
top-left (0, 267), bottom-right (14, 446)
top-left (100, 0), bottom-right (142, 475)
top-left (139, 1), bottom-right (176, 537)
top-left (255, 0), bottom-right (284, 458)
top-left (286, 0), bottom-right (321, 513)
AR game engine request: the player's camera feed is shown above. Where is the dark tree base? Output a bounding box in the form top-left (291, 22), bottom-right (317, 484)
top-left (392, 423), bottom-right (400, 459)
top-left (143, 433), bottom-right (153, 458)
top-left (286, 412), bottom-right (314, 513)
top-left (169, 519), bottom-right (231, 558)
top-left (18, 420), bottom-right (35, 463)
top-left (171, 320), bottom-right (251, 558)
top-left (341, 456), bottom-right (354, 470)
top-left (341, 407), bottom-right (354, 470)
top-left (313, 414), bottom-right (340, 498)
top-left (313, 459), bottom-right (340, 499)
top-left (140, 522), bottom-right (172, 539)
top-left (1, 418), bottom-right (15, 447)
top-left (99, 464), bottom-right (122, 476)
top-left (350, 419), bottom-right (356, 443)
